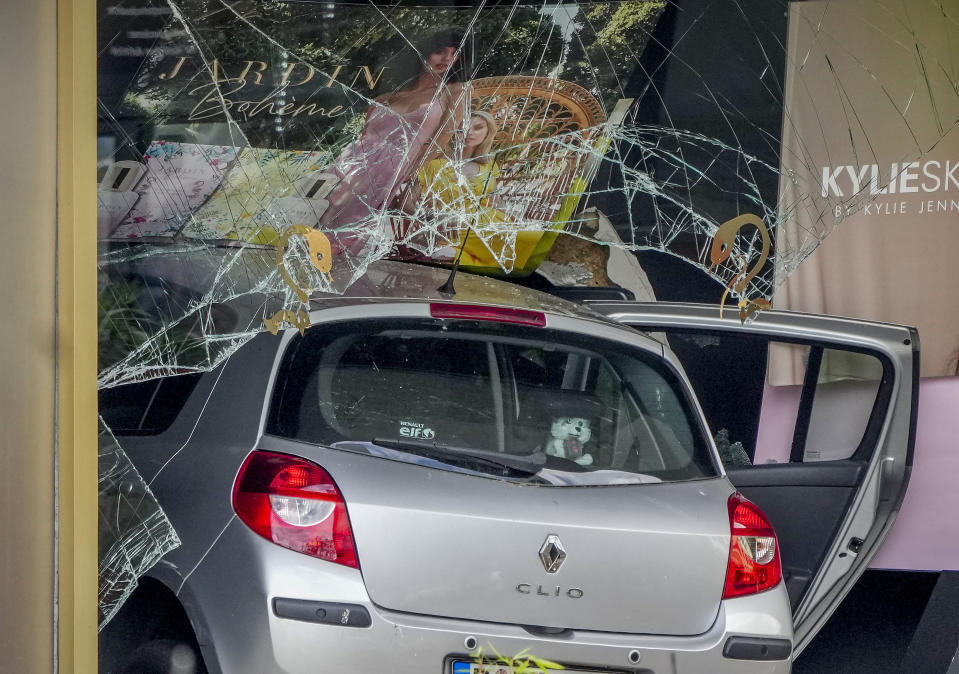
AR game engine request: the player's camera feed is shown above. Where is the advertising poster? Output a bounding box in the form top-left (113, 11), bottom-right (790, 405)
top-left (774, 0), bottom-right (959, 378)
top-left (99, 1), bottom-right (664, 276)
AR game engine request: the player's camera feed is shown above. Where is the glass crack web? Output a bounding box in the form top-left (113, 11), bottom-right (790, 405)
top-left (96, 0), bottom-right (959, 384)
top-left (95, 0), bottom-right (958, 621)
top-left (97, 417), bottom-right (181, 629)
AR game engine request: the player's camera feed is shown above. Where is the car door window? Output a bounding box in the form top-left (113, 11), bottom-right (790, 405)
top-left (760, 340), bottom-right (887, 466)
top-left (804, 349), bottom-right (884, 462)
top-left (663, 331), bottom-right (887, 468)
top-left (98, 373), bottom-right (203, 435)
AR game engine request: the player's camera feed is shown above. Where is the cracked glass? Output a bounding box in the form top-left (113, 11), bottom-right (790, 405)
top-left (98, 418), bottom-right (181, 628)
top-left (95, 0), bottom-right (959, 624)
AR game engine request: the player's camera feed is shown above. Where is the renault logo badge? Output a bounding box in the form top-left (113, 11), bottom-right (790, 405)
top-left (539, 535), bottom-right (566, 573)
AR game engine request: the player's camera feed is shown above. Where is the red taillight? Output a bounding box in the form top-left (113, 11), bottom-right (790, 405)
top-left (430, 302), bottom-right (546, 327)
top-left (722, 493), bottom-right (782, 599)
top-left (232, 451), bottom-right (359, 568)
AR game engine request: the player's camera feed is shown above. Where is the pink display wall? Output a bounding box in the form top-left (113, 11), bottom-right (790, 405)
top-left (871, 377), bottom-right (959, 571)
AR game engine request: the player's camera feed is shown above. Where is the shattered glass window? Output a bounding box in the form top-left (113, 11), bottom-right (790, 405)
top-left (98, 418), bottom-right (181, 627)
top-left (95, 0), bottom-right (958, 624)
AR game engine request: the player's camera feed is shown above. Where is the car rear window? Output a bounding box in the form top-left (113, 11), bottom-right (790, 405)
top-left (267, 318), bottom-right (717, 484)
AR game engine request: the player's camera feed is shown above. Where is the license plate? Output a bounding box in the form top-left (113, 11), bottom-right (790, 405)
top-left (451, 661), bottom-right (607, 674)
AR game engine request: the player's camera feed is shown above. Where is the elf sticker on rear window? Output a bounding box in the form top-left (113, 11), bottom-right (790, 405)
top-left (399, 420), bottom-right (435, 439)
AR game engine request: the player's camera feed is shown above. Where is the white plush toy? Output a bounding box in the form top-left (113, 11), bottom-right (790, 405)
top-left (545, 416), bottom-right (594, 466)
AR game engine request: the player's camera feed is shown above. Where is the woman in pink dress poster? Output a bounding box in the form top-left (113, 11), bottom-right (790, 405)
top-left (320, 28), bottom-right (470, 255)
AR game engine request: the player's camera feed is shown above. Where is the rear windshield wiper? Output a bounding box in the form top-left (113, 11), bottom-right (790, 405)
top-left (371, 437), bottom-right (546, 478)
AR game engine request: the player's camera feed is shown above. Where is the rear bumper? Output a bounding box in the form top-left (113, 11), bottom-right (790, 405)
top-left (267, 596), bottom-right (792, 674)
top-left (178, 526), bottom-right (793, 674)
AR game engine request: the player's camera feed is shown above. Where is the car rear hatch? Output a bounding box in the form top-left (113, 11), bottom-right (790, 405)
top-left (326, 448), bottom-right (731, 635)
top-left (264, 314), bottom-right (732, 635)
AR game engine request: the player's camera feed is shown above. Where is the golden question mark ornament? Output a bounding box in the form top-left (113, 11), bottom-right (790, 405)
top-left (264, 225), bottom-right (335, 334)
top-left (708, 213), bottom-right (772, 323)
top-left (276, 224), bottom-right (334, 303)
top-left (263, 308), bottom-right (312, 336)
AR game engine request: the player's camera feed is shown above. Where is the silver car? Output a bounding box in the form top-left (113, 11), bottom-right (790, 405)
top-left (98, 253), bottom-right (917, 674)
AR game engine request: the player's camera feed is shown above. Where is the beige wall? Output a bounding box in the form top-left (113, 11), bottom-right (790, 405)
top-left (0, 0), bottom-right (57, 670)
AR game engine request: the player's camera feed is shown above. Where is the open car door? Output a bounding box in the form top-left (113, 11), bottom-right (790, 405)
top-left (589, 302), bottom-right (919, 656)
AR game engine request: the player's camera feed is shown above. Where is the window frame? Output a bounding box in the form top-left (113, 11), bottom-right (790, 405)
top-left (646, 326), bottom-right (895, 466)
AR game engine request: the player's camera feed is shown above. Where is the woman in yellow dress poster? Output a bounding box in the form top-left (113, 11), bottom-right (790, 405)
top-left (412, 110), bottom-right (544, 272)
